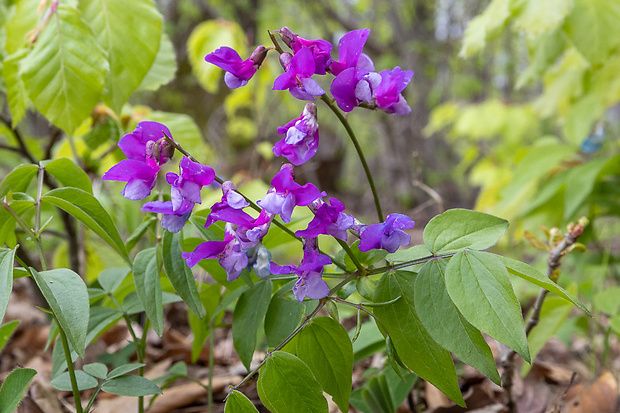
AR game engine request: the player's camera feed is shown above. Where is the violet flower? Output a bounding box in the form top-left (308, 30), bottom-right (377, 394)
top-left (141, 199), bottom-right (194, 233)
top-left (102, 121), bottom-right (174, 200)
top-left (359, 213), bottom-right (415, 253)
top-left (205, 45), bottom-right (269, 89)
top-left (330, 68), bottom-right (381, 112)
top-left (296, 198), bottom-right (354, 241)
top-left (373, 67), bottom-right (414, 115)
top-left (273, 47), bottom-right (325, 101)
top-left (278, 27), bottom-right (332, 75)
top-left (270, 239), bottom-right (331, 301)
top-left (166, 157), bottom-right (215, 210)
top-left (257, 164), bottom-right (325, 223)
top-left (328, 29), bottom-right (373, 76)
top-left (235, 209), bottom-right (274, 250)
top-left (273, 103), bottom-right (319, 165)
top-left (182, 225), bottom-right (248, 281)
top-left (205, 181), bottom-right (253, 228)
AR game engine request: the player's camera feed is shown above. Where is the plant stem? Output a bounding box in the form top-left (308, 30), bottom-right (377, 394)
top-left (336, 239), bottom-right (365, 275)
top-left (320, 94), bottom-right (383, 221)
top-left (35, 163), bottom-right (45, 234)
top-left (1, 200), bottom-right (49, 270)
top-left (208, 319), bottom-right (215, 413)
top-left (57, 317), bottom-right (83, 413)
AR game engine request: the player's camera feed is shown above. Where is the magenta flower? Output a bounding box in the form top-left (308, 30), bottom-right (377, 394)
top-left (273, 47), bottom-right (325, 100)
top-left (182, 225), bottom-right (248, 281)
top-left (141, 199), bottom-right (194, 233)
top-left (330, 68), bottom-right (381, 112)
top-left (235, 209), bottom-right (274, 250)
top-left (166, 157), bottom-right (215, 210)
top-left (205, 181), bottom-right (253, 228)
top-left (257, 164), bottom-right (325, 223)
top-left (296, 198), bottom-right (354, 241)
top-left (102, 121), bottom-right (174, 200)
top-left (273, 103), bottom-right (319, 165)
top-left (359, 213), bottom-right (415, 253)
top-left (373, 67), bottom-right (414, 115)
top-left (278, 27), bottom-right (332, 75)
top-left (328, 29), bottom-right (373, 76)
top-left (270, 239), bottom-right (331, 301)
top-left (205, 45), bottom-right (269, 89)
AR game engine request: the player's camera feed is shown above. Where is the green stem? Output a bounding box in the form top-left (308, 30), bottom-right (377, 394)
top-left (1, 201), bottom-right (49, 270)
top-left (35, 163), bottom-right (45, 234)
top-left (320, 95), bottom-right (383, 221)
top-left (367, 252), bottom-right (455, 275)
top-left (208, 319), bottom-right (215, 413)
top-left (329, 296), bottom-right (390, 333)
top-left (84, 386), bottom-right (102, 413)
top-left (57, 318), bottom-right (83, 413)
top-left (336, 239), bottom-right (365, 275)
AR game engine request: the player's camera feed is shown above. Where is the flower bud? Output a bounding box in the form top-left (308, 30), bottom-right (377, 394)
top-left (145, 140), bottom-right (159, 162)
top-left (278, 27), bottom-right (298, 49)
top-left (279, 52), bottom-right (293, 71)
top-left (159, 140), bottom-right (175, 163)
top-left (249, 45), bottom-right (270, 67)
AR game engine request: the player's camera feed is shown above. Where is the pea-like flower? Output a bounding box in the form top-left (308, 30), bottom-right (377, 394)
top-left (328, 28), bottom-right (373, 76)
top-left (166, 157), bottom-right (216, 210)
top-left (270, 238), bottom-right (331, 301)
top-left (273, 103), bottom-right (319, 165)
top-left (141, 199), bottom-right (194, 233)
top-left (204, 45), bottom-right (270, 89)
top-left (273, 47), bottom-right (325, 101)
top-left (102, 121), bottom-right (174, 200)
top-left (278, 27), bottom-right (332, 75)
top-left (257, 164), bottom-right (325, 223)
top-left (296, 197), bottom-right (354, 241)
top-left (330, 68), bottom-right (381, 112)
top-left (373, 67), bottom-right (414, 115)
top-left (359, 213), bottom-right (415, 253)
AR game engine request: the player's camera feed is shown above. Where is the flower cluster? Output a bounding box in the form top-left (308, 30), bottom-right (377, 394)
top-left (103, 27), bottom-right (417, 302)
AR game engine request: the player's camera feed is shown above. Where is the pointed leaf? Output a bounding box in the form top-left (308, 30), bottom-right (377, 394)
top-left (41, 187), bottom-right (130, 265)
top-left (133, 248), bottom-right (163, 336)
top-left (498, 254), bottom-right (590, 315)
top-left (374, 271), bottom-right (464, 406)
top-left (0, 321), bottom-right (20, 354)
top-left (233, 280), bottom-right (272, 369)
top-left (79, 0), bottom-right (162, 113)
top-left (20, 4), bottom-right (108, 133)
top-left (265, 296), bottom-right (303, 347)
top-left (414, 260), bottom-right (500, 384)
top-left (297, 317), bottom-right (353, 412)
top-left (98, 267), bottom-right (130, 294)
top-left (0, 368), bottom-right (37, 413)
top-left (2, 49), bottom-right (29, 126)
top-left (0, 164), bottom-right (38, 198)
top-left (42, 158), bottom-right (93, 194)
top-left (101, 375), bottom-right (162, 396)
top-left (225, 390), bottom-right (259, 413)
top-left (0, 248), bottom-right (17, 323)
top-left (423, 209), bottom-right (509, 254)
top-left (31, 268), bottom-right (89, 357)
top-left (257, 351), bottom-right (328, 413)
top-left (445, 251), bottom-right (530, 362)
top-left (51, 370), bottom-right (98, 391)
top-left (163, 231), bottom-right (203, 318)
top-left (107, 363), bottom-right (145, 379)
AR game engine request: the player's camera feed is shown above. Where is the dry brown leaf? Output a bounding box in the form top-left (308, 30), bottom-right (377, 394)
top-left (564, 371), bottom-right (618, 413)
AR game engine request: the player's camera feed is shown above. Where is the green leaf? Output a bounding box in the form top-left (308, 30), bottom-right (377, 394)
top-left (139, 31), bottom-right (177, 91)
top-left (459, 0), bottom-right (511, 57)
top-left (225, 390), bottom-right (259, 413)
top-left (2, 49), bottom-right (29, 126)
top-left (564, 0), bottom-right (620, 65)
top-left (101, 375), bottom-right (162, 396)
top-left (0, 164), bottom-right (38, 198)
top-left (361, 374), bottom-right (394, 413)
top-left (163, 231), bottom-right (203, 318)
top-left (20, 3), bottom-right (108, 133)
top-left (0, 200), bottom-right (34, 248)
top-left (31, 268), bottom-right (89, 358)
top-left (423, 209), bottom-right (509, 254)
top-left (107, 363), bottom-right (145, 379)
top-left (133, 248), bottom-right (163, 336)
top-left (512, 0), bottom-right (573, 37)
top-left (41, 187), bottom-right (130, 265)
top-left (42, 158), bottom-right (93, 194)
top-left (233, 280), bottom-right (272, 369)
top-left (79, 0), bottom-right (162, 113)
top-left (98, 267), bottom-right (130, 294)
top-left (0, 368), bottom-right (37, 413)
top-left (498, 255), bottom-right (590, 315)
top-left (564, 160), bottom-right (607, 220)
top-left (414, 260), bottom-right (500, 384)
top-left (4, 0), bottom-right (38, 54)
top-left (0, 248), bottom-right (16, 323)
top-left (296, 317), bottom-right (353, 412)
top-left (257, 351), bottom-right (328, 413)
top-left (265, 296), bottom-right (303, 347)
top-left (187, 19), bottom-right (247, 94)
top-left (83, 362), bottom-right (108, 379)
top-left (445, 251), bottom-right (530, 362)
top-left (516, 29), bottom-right (565, 89)
top-left (593, 286), bottom-right (620, 316)
top-left (121, 291), bottom-right (181, 315)
top-left (51, 370), bottom-right (98, 391)
top-left (0, 320), bottom-right (20, 354)
top-left (373, 271), bottom-right (464, 406)
top-left (125, 217), bottom-right (156, 253)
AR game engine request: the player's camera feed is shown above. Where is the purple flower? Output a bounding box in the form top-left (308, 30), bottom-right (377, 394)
top-left (166, 157), bottom-right (215, 210)
top-left (330, 68), bottom-right (381, 112)
top-left (273, 47), bottom-right (325, 100)
top-left (273, 103), bottom-right (319, 165)
top-left (270, 239), bottom-right (331, 301)
top-left (182, 225), bottom-right (248, 281)
top-left (141, 199), bottom-right (194, 233)
top-left (359, 213), bottom-right (415, 253)
top-left (235, 209), bottom-right (274, 250)
top-left (205, 45), bottom-right (269, 89)
top-left (257, 164), bottom-right (325, 223)
top-left (296, 198), bottom-right (354, 241)
top-left (328, 29), bottom-right (373, 76)
top-left (373, 67), bottom-right (413, 115)
top-left (205, 181), bottom-right (253, 228)
top-left (278, 27), bottom-right (332, 75)
top-left (102, 121), bottom-right (174, 200)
